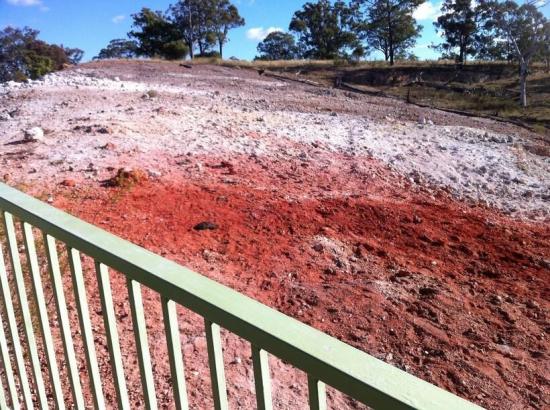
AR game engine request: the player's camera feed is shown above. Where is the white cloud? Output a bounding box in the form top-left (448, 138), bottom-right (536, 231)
top-left (246, 26), bottom-right (284, 41)
top-left (413, 1), bottom-right (442, 21)
top-left (112, 15), bottom-right (125, 24)
top-left (6, 0), bottom-right (42, 6)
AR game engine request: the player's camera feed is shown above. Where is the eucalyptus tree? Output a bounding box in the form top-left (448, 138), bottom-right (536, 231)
top-left (256, 31), bottom-right (299, 60)
top-left (169, 0), bottom-right (244, 58)
top-left (434, 0), bottom-right (477, 63)
top-left (484, 0), bottom-right (548, 107)
top-left (352, 0), bottom-right (424, 65)
top-left (211, 0), bottom-right (245, 58)
top-left (289, 0), bottom-right (359, 59)
top-left (95, 39), bottom-right (138, 60)
top-left (129, 8), bottom-right (188, 59)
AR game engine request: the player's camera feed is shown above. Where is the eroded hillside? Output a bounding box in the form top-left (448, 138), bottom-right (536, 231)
top-left (0, 60), bottom-right (548, 409)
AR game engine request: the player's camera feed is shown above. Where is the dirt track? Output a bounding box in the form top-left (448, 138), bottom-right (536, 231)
top-left (0, 60), bottom-right (549, 409)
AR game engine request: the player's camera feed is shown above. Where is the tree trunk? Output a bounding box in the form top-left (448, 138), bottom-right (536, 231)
top-left (219, 41), bottom-right (223, 58)
top-left (519, 62), bottom-right (528, 108)
top-left (387, 4), bottom-right (394, 66)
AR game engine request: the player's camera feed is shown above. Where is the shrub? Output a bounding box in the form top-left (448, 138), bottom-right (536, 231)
top-left (162, 40), bottom-right (189, 60)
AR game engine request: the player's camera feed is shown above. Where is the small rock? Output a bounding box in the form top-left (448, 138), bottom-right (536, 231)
top-left (0, 112), bottom-right (11, 121)
top-left (61, 179), bottom-right (77, 187)
top-left (147, 169), bottom-right (162, 178)
top-left (101, 142), bottom-right (116, 150)
top-left (312, 243), bottom-right (324, 252)
top-left (24, 127), bottom-right (44, 142)
top-left (526, 300), bottom-right (539, 309)
top-left (489, 294), bottom-right (503, 305)
top-left (194, 221), bottom-right (218, 231)
top-left (96, 127), bottom-right (110, 134)
top-left (419, 286), bottom-right (438, 298)
top-left (193, 336), bottom-right (207, 351)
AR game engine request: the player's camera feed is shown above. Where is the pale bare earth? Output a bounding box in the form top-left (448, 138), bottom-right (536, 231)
top-left (0, 62), bottom-right (548, 219)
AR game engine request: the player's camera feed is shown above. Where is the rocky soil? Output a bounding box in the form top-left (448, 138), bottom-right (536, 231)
top-left (0, 60), bottom-right (548, 409)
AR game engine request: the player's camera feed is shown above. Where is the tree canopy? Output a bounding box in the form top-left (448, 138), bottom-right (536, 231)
top-left (353, 0), bottom-right (423, 65)
top-left (129, 8), bottom-right (189, 60)
top-left (95, 39), bottom-right (139, 60)
top-left (0, 26), bottom-right (83, 83)
top-left (289, 0), bottom-right (359, 59)
top-left (256, 31), bottom-right (299, 60)
top-left (168, 0), bottom-right (244, 59)
top-left (434, 0), bottom-right (477, 63)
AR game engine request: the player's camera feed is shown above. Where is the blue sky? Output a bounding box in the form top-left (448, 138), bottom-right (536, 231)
top-left (1, 0), bottom-right (549, 61)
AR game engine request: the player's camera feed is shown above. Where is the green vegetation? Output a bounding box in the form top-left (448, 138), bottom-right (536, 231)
top-left (95, 0), bottom-right (245, 61)
top-left (91, 0), bottom-right (548, 109)
top-left (95, 39), bottom-right (138, 60)
top-left (0, 26), bottom-right (83, 83)
top-left (129, 8), bottom-right (189, 60)
top-left (205, 58), bottom-right (550, 134)
top-left (255, 32), bottom-right (300, 61)
top-left (288, 0), bottom-right (359, 59)
top-left (352, 0), bottom-right (424, 64)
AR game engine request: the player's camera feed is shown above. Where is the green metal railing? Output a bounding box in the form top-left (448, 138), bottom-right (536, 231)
top-left (0, 182), bottom-right (481, 409)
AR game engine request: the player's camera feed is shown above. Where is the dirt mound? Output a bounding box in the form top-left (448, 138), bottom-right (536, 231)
top-left (108, 167), bottom-right (148, 188)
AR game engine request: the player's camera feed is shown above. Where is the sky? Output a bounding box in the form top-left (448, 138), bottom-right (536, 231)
top-left (1, 0), bottom-right (549, 62)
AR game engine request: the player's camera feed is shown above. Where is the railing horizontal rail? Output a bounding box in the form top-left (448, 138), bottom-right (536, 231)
top-left (0, 182), bottom-right (481, 409)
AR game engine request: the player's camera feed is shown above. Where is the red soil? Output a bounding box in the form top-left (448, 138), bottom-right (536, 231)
top-left (53, 152), bottom-right (549, 409)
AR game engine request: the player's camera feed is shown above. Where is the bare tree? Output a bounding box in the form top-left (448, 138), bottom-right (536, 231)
top-left (486, 0), bottom-right (548, 107)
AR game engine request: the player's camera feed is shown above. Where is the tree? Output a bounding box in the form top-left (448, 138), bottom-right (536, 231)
top-left (129, 8), bottom-right (188, 59)
top-left (95, 39), bottom-right (138, 59)
top-left (211, 0), bottom-right (245, 58)
top-left (434, 0), bottom-right (477, 63)
top-left (0, 26), bottom-right (81, 82)
top-left (64, 47), bottom-right (84, 65)
top-left (484, 0), bottom-right (547, 107)
top-left (289, 0), bottom-right (358, 59)
top-left (256, 31), bottom-right (299, 60)
top-left (169, 0), bottom-right (214, 58)
top-left (353, 0), bottom-right (424, 65)
top-left (539, 20), bottom-right (550, 72)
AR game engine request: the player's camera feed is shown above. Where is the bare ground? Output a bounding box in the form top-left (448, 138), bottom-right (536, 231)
top-left (0, 60), bottom-right (548, 409)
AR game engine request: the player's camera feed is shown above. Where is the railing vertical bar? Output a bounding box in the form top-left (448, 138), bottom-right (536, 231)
top-left (0, 307), bottom-right (19, 410)
top-left (205, 320), bottom-right (228, 410)
top-left (0, 374), bottom-right (6, 410)
top-left (43, 233), bottom-right (85, 409)
top-left (3, 212), bottom-right (48, 409)
top-left (252, 346), bottom-right (273, 410)
top-left (308, 376), bottom-right (327, 410)
top-left (21, 223), bottom-right (65, 410)
top-left (161, 297), bottom-right (188, 410)
top-left (127, 278), bottom-right (158, 410)
top-left (94, 261), bottom-right (130, 410)
top-left (0, 241), bottom-right (33, 409)
top-left (67, 247), bottom-right (105, 410)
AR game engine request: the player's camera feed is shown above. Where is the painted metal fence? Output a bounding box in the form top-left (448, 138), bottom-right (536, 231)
top-left (0, 182), bottom-right (481, 410)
